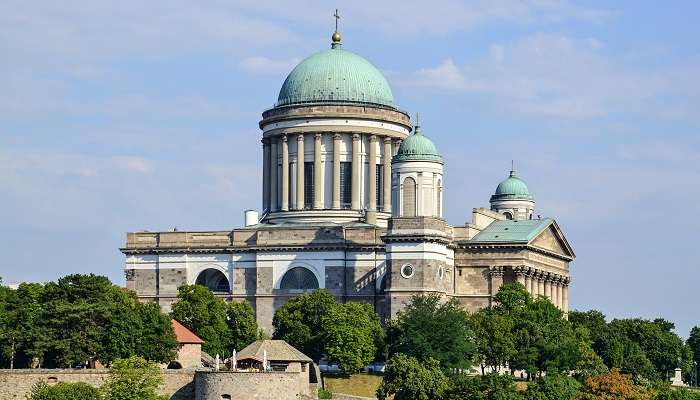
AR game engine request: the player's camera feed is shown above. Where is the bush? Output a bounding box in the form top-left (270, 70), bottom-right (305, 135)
top-left (318, 387), bottom-right (333, 399)
top-left (29, 381), bottom-right (102, 400)
top-left (525, 372), bottom-right (580, 400)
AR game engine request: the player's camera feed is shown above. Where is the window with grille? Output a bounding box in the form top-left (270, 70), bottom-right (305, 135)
top-left (340, 162), bottom-right (352, 208)
top-left (304, 162), bottom-right (314, 209)
top-left (280, 267), bottom-right (319, 290)
top-left (376, 167), bottom-right (383, 210)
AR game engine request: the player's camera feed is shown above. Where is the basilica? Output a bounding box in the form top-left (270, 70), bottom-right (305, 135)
top-left (122, 27), bottom-right (575, 332)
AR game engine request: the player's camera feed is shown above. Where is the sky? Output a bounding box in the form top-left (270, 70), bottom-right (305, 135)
top-left (1, 1), bottom-right (698, 337)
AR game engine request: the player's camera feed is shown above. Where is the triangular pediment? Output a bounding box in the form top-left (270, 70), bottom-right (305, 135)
top-left (529, 222), bottom-right (575, 260)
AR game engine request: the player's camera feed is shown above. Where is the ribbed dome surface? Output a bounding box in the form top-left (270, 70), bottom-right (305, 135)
top-left (493, 171), bottom-right (533, 199)
top-left (393, 126), bottom-right (442, 162)
top-left (276, 46), bottom-right (394, 107)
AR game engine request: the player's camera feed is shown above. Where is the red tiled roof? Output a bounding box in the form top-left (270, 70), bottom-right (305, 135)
top-left (171, 320), bottom-right (204, 344)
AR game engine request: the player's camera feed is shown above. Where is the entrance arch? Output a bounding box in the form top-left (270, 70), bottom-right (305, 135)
top-left (195, 268), bottom-right (230, 293)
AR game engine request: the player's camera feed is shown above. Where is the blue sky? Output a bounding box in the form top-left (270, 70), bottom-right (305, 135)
top-left (1, 1), bottom-right (698, 336)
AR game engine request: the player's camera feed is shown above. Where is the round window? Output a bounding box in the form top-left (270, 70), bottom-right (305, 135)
top-left (400, 264), bottom-right (415, 279)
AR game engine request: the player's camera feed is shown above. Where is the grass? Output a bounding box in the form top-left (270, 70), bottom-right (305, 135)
top-left (323, 373), bottom-right (384, 398)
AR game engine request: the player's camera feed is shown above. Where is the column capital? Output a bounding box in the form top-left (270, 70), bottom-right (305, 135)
top-left (488, 266), bottom-right (504, 277)
top-left (369, 134), bottom-right (378, 142)
top-left (513, 265), bottom-right (527, 276)
top-left (261, 138), bottom-right (270, 145)
top-left (281, 134), bottom-right (288, 143)
top-left (352, 133), bottom-right (361, 141)
top-left (334, 133), bottom-right (342, 140)
top-left (383, 136), bottom-right (392, 144)
top-left (315, 132), bottom-right (322, 140)
top-left (297, 133), bottom-right (304, 142)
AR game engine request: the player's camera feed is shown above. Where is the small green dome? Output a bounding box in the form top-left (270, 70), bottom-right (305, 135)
top-left (492, 171), bottom-right (533, 200)
top-left (276, 43), bottom-right (394, 108)
top-left (393, 126), bottom-right (442, 162)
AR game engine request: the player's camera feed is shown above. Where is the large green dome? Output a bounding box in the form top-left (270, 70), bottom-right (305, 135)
top-left (393, 126), bottom-right (442, 162)
top-left (276, 43), bottom-right (394, 108)
top-left (493, 171), bottom-right (533, 199)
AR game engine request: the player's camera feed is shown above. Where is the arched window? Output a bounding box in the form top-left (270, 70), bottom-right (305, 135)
top-left (280, 267), bottom-right (319, 290)
top-left (503, 212), bottom-right (513, 220)
top-left (402, 177), bottom-right (416, 217)
top-left (436, 179), bottom-right (442, 217)
top-left (195, 269), bottom-right (230, 293)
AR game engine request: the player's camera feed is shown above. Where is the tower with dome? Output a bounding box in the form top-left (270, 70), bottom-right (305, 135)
top-left (121, 25), bottom-right (576, 330)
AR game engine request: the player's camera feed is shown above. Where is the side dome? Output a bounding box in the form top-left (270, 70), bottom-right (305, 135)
top-left (492, 171), bottom-right (533, 199)
top-left (276, 45), bottom-right (394, 108)
top-left (393, 126), bottom-right (442, 162)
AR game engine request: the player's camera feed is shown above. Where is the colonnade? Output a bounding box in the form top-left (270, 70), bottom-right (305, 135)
top-left (489, 265), bottom-right (569, 313)
top-left (261, 133), bottom-right (397, 214)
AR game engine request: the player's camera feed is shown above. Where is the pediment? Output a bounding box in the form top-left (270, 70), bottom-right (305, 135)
top-left (529, 223), bottom-right (574, 260)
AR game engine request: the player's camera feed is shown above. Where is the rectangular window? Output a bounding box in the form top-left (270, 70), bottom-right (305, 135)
top-left (340, 162), bottom-right (352, 208)
top-left (304, 162), bottom-right (314, 209)
top-left (376, 166), bottom-right (383, 211)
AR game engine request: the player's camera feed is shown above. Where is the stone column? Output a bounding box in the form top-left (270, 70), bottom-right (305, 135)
top-left (537, 272), bottom-right (545, 297)
top-left (551, 277), bottom-right (560, 308)
top-left (313, 133), bottom-right (323, 209)
top-left (529, 269), bottom-right (537, 295)
top-left (544, 275), bottom-right (553, 300)
top-left (296, 133), bottom-right (305, 209)
top-left (514, 266), bottom-right (526, 286)
top-left (489, 266), bottom-right (504, 304)
top-left (269, 138), bottom-right (278, 212)
top-left (563, 278), bottom-right (570, 317)
top-left (332, 133), bottom-right (341, 209)
top-left (556, 278), bottom-right (563, 309)
top-left (262, 139), bottom-right (270, 213)
top-left (367, 136), bottom-right (378, 223)
top-left (382, 137), bottom-right (392, 213)
top-left (524, 272), bottom-right (532, 295)
top-left (351, 133), bottom-right (361, 210)
top-left (281, 135), bottom-right (289, 211)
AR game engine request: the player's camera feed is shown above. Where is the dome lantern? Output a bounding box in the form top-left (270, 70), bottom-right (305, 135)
top-left (490, 164), bottom-right (535, 220)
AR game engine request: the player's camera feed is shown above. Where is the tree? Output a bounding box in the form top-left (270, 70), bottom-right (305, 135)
top-left (226, 300), bottom-right (259, 351)
top-left (322, 302), bottom-right (384, 373)
top-left (28, 381), bottom-right (102, 400)
top-left (272, 289), bottom-right (337, 361)
top-left (387, 294), bottom-right (476, 371)
top-left (470, 307), bottom-right (516, 373)
top-left (134, 301), bottom-right (178, 363)
top-left (170, 284), bottom-right (230, 357)
top-left (376, 353), bottom-right (450, 400)
top-left (687, 326), bottom-right (700, 370)
top-left (524, 372), bottom-right (580, 400)
top-left (569, 310), bottom-right (609, 357)
top-left (104, 356), bottom-right (167, 400)
top-left (444, 373), bottom-right (524, 400)
top-left (577, 369), bottom-right (651, 400)
top-left (653, 386), bottom-right (700, 400)
top-left (0, 283), bottom-right (48, 368)
top-left (43, 274), bottom-right (115, 367)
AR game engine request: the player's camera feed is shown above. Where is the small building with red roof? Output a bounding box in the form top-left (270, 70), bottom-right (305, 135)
top-left (170, 319), bottom-right (204, 369)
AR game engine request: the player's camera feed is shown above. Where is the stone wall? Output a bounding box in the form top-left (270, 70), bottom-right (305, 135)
top-left (0, 369), bottom-right (313, 400)
top-left (195, 371), bottom-right (313, 400)
top-left (0, 369), bottom-right (194, 400)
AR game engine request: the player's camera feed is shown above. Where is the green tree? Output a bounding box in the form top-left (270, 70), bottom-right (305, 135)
top-left (170, 284), bottom-right (230, 357)
top-left (226, 300), bottom-right (259, 351)
top-left (104, 356), bottom-right (167, 400)
top-left (471, 307), bottom-right (516, 373)
top-left (444, 373), bottom-right (524, 400)
top-left (376, 353), bottom-right (450, 400)
top-left (322, 302), bottom-right (384, 373)
top-left (272, 289), bottom-right (337, 361)
top-left (42, 274), bottom-right (115, 367)
top-left (387, 294), bottom-right (476, 371)
top-left (524, 372), bottom-right (580, 400)
top-left (0, 283), bottom-right (48, 368)
top-left (653, 386), bottom-right (700, 400)
top-left (134, 301), bottom-right (178, 363)
top-left (569, 309), bottom-right (609, 357)
top-left (28, 381), bottom-right (102, 400)
top-left (687, 326), bottom-right (700, 374)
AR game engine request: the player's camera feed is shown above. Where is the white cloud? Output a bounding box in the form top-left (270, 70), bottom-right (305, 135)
top-left (239, 56), bottom-right (302, 75)
top-left (112, 156), bottom-right (154, 174)
top-left (392, 33), bottom-right (696, 119)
